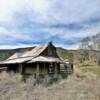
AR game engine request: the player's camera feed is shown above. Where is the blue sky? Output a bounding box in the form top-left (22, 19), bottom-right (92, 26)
top-left (0, 0), bottom-right (100, 49)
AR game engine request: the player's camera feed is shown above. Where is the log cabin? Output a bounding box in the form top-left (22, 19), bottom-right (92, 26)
top-left (0, 42), bottom-right (73, 78)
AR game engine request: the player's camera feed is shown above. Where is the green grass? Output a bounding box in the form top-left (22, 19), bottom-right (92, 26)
top-left (80, 65), bottom-right (100, 76)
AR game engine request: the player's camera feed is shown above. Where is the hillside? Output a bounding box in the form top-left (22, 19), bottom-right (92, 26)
top-left (56, 47), bottom-right (74, 62)
top-left (0, 50), bottom-right (14, 61)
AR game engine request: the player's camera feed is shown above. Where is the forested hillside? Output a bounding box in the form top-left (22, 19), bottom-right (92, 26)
top-left (0, 50), bottom-right (14, 61)
top-left (56, 47), bottom-right (74, 62)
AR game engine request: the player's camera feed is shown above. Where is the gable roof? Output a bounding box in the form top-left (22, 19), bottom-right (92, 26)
top-left (21, 44), bottom-right (48, 58)
top-left (7, 44), bottom-right (48, 60)
top-left (0, 42), bottom-right (63, 64)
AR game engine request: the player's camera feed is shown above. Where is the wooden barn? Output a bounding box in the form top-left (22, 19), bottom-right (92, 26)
top-left (0, 42), bottom-right (73, 77)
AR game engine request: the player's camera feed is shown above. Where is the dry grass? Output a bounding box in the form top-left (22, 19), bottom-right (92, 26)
top-left (0, 71), bottom-right (100, 100)
top-left (76, 62), bottom-right (100, 76)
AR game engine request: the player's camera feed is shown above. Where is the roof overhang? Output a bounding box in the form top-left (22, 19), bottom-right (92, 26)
top-left (0, 57), bottom-right (33, 64)
top-left (28, 56), bottom-right (63, 63)
top-left (0, 56), bottom-right (66, 65)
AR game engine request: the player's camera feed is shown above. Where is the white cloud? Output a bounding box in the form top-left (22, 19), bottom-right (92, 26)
top-left (26, 0), bottom-right (49, 13)
top-left (25, 0), bottom-right (100, 24)
top-left (40, 24), bottom-right (100, 40)
top-left (54, 43), bottom-right (80, 50)
top-left (1, 0), bottom-right (100, 23)
top-left (66, 43), bottom-right (80, 50)
top-left (0, 0), bottom-right (24, 21)
top-left (0, 26), bottom-right (32, 40)
top-left (0, 0), bottom-right (100, 49)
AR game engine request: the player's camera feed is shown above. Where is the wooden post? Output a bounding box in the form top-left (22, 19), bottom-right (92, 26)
top-left (55, 63), bottom-right (58, 76)
top-left (44, 63), bottom-right (46, 75)
top-left (57, 63), bottom-right (60, 74)
top-left (36, 63), bottom-right (39, 77)
top-left (50, 62), bottom-right (53, 74)
top-left (19, 64), bottom-right (23, 74)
